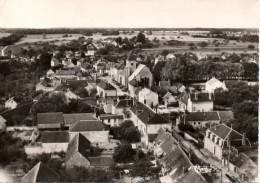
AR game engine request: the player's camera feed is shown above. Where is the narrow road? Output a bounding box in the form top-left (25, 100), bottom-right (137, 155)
top-left (171, 130), bottom-right (236, 183)
top-left (1, 46), bottom-right (7, 56)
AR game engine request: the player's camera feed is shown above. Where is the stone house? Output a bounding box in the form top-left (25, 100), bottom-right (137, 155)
top-left (204, 124), bottom-right (251, 160)
top-left (138, 88), bottom-right (158, 109)
top-left (69, 120), bottom-right (109, 143)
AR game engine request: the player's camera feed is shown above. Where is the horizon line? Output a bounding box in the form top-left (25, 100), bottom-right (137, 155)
top-left (0, 27), bottom-right (258, 30)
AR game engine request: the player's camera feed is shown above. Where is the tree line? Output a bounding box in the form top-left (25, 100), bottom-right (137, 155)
top-left (158, 54), bottom-right (258, 83)
top-left (0, 33), bottom-right (24, 46)
top-left (214, 81), bottom-right (258, 142)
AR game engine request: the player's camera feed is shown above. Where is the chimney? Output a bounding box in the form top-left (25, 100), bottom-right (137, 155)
top-left (209, 93), bottom-right (212, 100)
top-left (215, 124), bottom-right (217, 130)
top-left (194, 93), bottom-right (198, 100)
top-left (126, 99), bottom-right (129, 107)
top-left (242, 133), bottom-right (246, 146)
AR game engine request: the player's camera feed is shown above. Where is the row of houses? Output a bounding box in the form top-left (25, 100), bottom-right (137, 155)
top-left (153, 127), bottom-right (206, 183)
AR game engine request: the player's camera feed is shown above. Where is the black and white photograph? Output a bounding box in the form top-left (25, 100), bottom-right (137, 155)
top-left (0, 0), bottom-right (258, 182)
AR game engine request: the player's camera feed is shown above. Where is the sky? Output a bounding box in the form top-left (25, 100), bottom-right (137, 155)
top-left (0, 0), bottom-right (258, 28)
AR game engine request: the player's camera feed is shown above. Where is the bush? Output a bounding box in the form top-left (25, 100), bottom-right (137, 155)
top-left (248, 44), bottom-right (255, 49)
top-left (113, 143), bottom-right (136, 163)
top-left (112, 121), bottom-right (141, 142)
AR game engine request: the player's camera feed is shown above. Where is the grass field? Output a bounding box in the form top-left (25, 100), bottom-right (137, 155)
top-left (1, 30), bottom-right (258, 56)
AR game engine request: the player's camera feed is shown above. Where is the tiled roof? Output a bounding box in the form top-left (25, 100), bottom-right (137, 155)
top-left (209, 124), bottom-right (242, 140)
top-left (161, 145), bottom-right (191, 171)
top-left (37, 112), bottom-right (63, 125)
top-left (230, 153), bottom-right (252, 168)
top-left (177, 92), bottom-right (189, 105)
top-left (63, 113), bottom-right (94, 125)
top-left (130, 102), bottom-right (169, 125)
top-left (97, 81), bottom-right (116, 90)
top-left (178, 167), bottom-right (205, 183)
top-left (128, 79), bottom-right (139, 87)
top-left (65, 133), bottom-right (92, 163)
top-left (154, 127), bottom-right (172, 145)
top-left (190, 93), bottom-right (213, 102)
top-left (21, 162), bottom-right (60, 183)
top-left (114, 99), bottom-right (134, 108)
top-left (186, 112), bottom-right (220, 121)
top-left (99, 114), bottom-right (123, 120)
top-left (218, 111), bottom-right (234, 121)
top-left (160, 137), bottom-right (177, 155)
top-left (41, 131), bottom-right (70, 143)
top-left (69, 120), bottom-right (108, 132)
top-left (128, 64), bottom-right (147, 82)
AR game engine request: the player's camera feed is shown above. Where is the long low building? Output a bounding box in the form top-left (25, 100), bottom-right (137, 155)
top-left (183, 111), bottom-right (234, 129)
top-left (41, 131), bottom-right (70, 153)
top-left (69, 120), bottom-right (109, 143)
top-left (37, 112), bottom-right (95, 130)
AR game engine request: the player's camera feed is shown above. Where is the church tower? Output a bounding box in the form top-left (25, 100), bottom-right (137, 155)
top-left (125, 51), bottom-right (137, 87)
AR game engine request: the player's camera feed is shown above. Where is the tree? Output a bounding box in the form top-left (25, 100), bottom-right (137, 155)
top-left (197, 41), bottom-right (208, 48)
top-left (80, 51), bottom-right (86, 58)
top-left (115, 37), bottom-right (123, 45)
top-left (161, 50), bottom-right (169, 57)
top-left (31, 92), bottom-right (68, 120)
top-left (131, 160), bottom-right (161, 180)
top-left (113, 120), bottom-right (141, 142)
top-left (77, 88), bottom-right (88, 98)
top-left (113, 143), bottom-right (135, 163)
top-left (0, 62), bottom-right (11, 78)
top-left (35, 51), bottom-right (52, 70)
top-left (248, 44), bottom-right (255, 49)
top-left (136, 32), bottom-right (146, 44)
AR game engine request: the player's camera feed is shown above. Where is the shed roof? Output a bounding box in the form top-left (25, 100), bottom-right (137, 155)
top-left (69, 120), bottom-right (108, 132)
top-left (37, 112), bottom-right (63, 125)
top-left (63, 113), bottom-right (94, 125)
top-left (41, 131), bottom-right (70, 143)
top-left (130, 102), bottom-right (169, 125)
top-left (186, 112), bottom-right (219, 121)
top-left (21, 162), bottom-right (60, 183)
top-left (65, 133), bottom-right (92, 163)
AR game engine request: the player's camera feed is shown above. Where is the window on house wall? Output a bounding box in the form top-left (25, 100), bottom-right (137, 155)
top-left (208, 131), bottom-right (211, 138)
top-left (219, 139), bottom-right (223, 146)
top-left (194, 122), bottom-right (196, 125)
